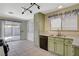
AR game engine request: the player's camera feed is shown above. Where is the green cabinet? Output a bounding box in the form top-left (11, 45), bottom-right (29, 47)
top-left (34, 13), bottom-right (45, 33)
top-left (48, 37), bottom-right (55, 53)
top-left (55, 38), bottom-right (64, 55)
top-left (48, 36), bottom-right (73, 56)
top-left (64, 45), bottom-right (74, 56)
top-left (64, 39), bottom-right (74, 56)
top-left (34, 13), bottom-right (45, 47)
top-left (74, 46), bottom-right (79, 56)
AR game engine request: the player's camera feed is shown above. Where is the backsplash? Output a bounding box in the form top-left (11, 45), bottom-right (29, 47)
top-left (48, 31), bottom-right (79, 37)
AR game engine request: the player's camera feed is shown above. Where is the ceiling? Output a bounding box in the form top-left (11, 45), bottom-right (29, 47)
top-left (0, 3), bottom-right (76, 21)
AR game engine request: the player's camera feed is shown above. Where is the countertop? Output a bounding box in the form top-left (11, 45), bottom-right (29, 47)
top-left (40, 33), bottom-right (79, 46)
top-left (40, 33), bottom-right (51, 36)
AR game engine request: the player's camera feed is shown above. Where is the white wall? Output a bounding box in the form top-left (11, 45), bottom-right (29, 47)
top-left (0, 20), bottom-right (2, 37)
top-left (27, 19), bottom-right (34, 41)
top-left (0, 20), bottom-right (4, 39)
top-left (20, 21), bottom-right (27, 40)
top-left (20, 19), bottom-right (34, 41)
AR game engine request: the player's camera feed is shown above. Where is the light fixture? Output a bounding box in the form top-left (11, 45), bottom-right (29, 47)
top-left (37, 6), bottom-right (40, 9)
top-left (22, 12), bottom-right (24, 14)
top-left (8, 12), bottom-right (14, 14)
top-left (29, 10), bottom-right (32, 13)
top-left (58, 5), bottom-right (63, 9)
top-left (21, 3), bottom-right (40, 14)
top-left (34, 3), bottom-right (40, 9)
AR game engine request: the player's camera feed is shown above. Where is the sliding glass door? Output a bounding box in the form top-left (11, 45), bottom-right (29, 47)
top-left (4, 21), bottom-right (20, 42)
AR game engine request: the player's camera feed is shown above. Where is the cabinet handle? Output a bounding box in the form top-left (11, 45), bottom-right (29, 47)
top-left (65, 45), bottom-right (68, 46)
top-left (54, 42), bottom-right (56, 44)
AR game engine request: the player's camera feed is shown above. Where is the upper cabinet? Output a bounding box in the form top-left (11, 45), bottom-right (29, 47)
top-left (34, 13), bottom-right (45, 47)
top-left (34, 13), bottom-right (45, 33)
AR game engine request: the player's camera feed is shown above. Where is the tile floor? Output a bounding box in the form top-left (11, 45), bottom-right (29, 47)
top-left (8, 40), bottom-right (54, 56)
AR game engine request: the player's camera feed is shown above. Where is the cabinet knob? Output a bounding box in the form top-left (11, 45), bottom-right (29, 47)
top-left (54, 42), bottom-right (56, 44)
top-left (65, 45), bottom-right (68, 46)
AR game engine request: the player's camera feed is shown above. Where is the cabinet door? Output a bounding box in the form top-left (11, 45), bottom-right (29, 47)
top-left (55, 38), bottom-right (64, 55)
top-left (65, 45), bottom-right (74, 56)
top-left (74, 46), bottom-right (79, 56)
top-left (48, 37), bottom-right (55, 53)
top-left (64, 39), bottom-right (74, 56)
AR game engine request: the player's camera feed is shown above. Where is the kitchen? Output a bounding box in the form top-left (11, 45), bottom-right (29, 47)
top-left (34, 4), bottom-right (79, 56)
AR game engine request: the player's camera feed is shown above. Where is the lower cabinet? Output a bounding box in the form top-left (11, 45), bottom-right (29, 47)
top-left (48, 37), bottom-right (55, 53)
top-left (64, 39), bottom-right (74, 56)
top-left (55, 38), bottom-right (64, 55)
top-left (64, 44), bottom-right (74, 56)
top-left (48, 36), bottom-right (74, 56)
top-left (74, 46), bottom-right (79, 56)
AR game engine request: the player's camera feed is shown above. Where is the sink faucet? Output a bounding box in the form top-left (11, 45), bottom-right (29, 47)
top-left (57, 29), bottom-right (61, 36)
top-left (56, 29), bottom-right (66, 37)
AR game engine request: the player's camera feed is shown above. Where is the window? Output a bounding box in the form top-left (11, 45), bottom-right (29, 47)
top-left (50, 17), bottom-right (62, 30)
top-left (62, 14), bottom-right (77, 30)
top-left (49, 14), bottom-right (77, 31)
top-left (4, 21), bottom-right (21, 41)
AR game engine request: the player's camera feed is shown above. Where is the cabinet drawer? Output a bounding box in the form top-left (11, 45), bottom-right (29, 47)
top-left (65, 39), bottom-right (73, 44)
top-left (48, 37), bottom-right (55, 42)
top-left (55, 38), bottom-right (64, 42)
top-left (48, 37), bottom-right (55, 39)
top-left (48, 39), bottom-right (54, 42)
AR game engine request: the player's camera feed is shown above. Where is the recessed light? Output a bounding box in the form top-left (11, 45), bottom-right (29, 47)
top-left (8, 12), bottom-right (14, 14)
top-left (58, 5), bottom-right (63, 9)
